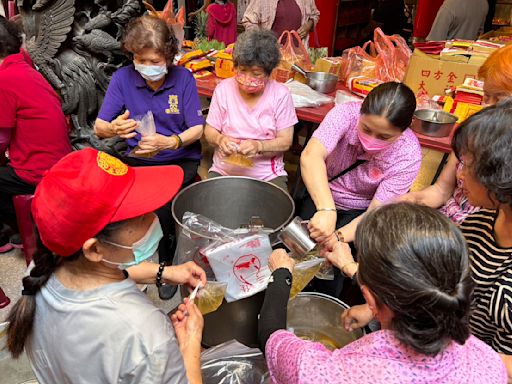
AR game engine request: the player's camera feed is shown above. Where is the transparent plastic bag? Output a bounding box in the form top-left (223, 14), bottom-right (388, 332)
top-left (204, 234), bottom-right (273, 302)
top-left (284, 80), bottom-right (333, 108)
top-left (128, 111), bottom-right (157, 158)
top-left (201, 340), bottom-right (269, 384)
top-left (290, 258), bottom-right (324, 299)
top-left (221, 143), bottom-right (254, 169)
top-left (173, 212), bottom-right (237, 280)
top-left (196, 281), bottom-right (228, 315)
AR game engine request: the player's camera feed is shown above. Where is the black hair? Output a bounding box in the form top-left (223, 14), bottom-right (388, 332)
top-left (6, 220), bottom-right (126, 358)
top-left (234, 30), bottom-right (281, 76)
top-left (360, 82), bottom-right (417, 131)
top-left (0, 15), bottom-right (22, 58)
top-left (452, 99), bottom-right (512, 208)
top-left (356, 203), bottom-right (472, 356)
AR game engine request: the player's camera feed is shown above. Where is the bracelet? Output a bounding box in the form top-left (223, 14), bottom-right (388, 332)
top-left (317, 208), bottom-right (337, 212)
top-left (336, 229), bottom-right (345, 243)
top-left (257, 141), bottom-right (264, 154)
top-left (156, 262), bottom-right (166, 287)
top-left (172, 135), bottom-right (183, 149)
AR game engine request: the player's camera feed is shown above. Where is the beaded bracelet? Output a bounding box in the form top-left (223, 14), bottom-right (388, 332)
top-left (175, 134), bottom-right (183, 148)
top-left (156, 262), bottom-right (166, 287)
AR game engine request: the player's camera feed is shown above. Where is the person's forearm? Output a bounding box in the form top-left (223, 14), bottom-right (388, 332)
top-left (181, 340), bottom-right (203, 384)
top-left (301, 152), bottom-right (336, 210)
top-left (407, 184), bottom-right (453, 209)
top-left (258, 268), bottom-right (292, 352)
top-left (499, 354), bottom-right (512, 384)
top-left (338, 214), bottom-right (363, 244)
top-left (179, 124), bottom-right (203, 146)
top-left (126, 262), bottom-right (161, 284)
top-left (94, 118), bottom-right (116, 139)
top-left (204, 124), bottom-right (223, 148)
top-left (259, 137), bottom-right (291, 153)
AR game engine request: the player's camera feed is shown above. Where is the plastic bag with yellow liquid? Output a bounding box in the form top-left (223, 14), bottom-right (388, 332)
top-left (196, 281), bottom-right (228, 315)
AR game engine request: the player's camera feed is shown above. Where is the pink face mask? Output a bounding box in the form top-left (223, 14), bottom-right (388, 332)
top-left (235, 72), bottom-right (266, 94)
top-left (357, 130), bottom-right (393, 154)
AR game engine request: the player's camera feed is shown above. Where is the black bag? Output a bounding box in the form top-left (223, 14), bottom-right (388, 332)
top-left (293, 159), bottom-right (367, 214)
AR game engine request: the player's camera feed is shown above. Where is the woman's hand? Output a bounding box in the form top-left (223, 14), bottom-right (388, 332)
top-left (297, 19), bottom-right (314, 39)
top-left (269, 249), bottom-right (295, 273)
top-left (341, 304), bottom-right (374, 332)
top-left (239, 140), bottom-right (262, 157)
top-left (171, 298), bottom-right (204, 349)
top-left (308, 210), bottom-right (337, 243)
top-left (321, 241), bottom-right (355, 272)
top-left (218, 135), bottom-right (240, 156)
top-left (164, 261), bottom-right (207, 293)
top-left (136, 134), bottom-right (177, 155)
top-left (112, 110), bottom-right (137, 139)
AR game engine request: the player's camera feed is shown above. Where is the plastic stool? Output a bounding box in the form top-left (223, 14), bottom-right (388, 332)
top-left (12, 195), bottom-right (36, 266)
top-left (0, 286), bottom-right (10, 309)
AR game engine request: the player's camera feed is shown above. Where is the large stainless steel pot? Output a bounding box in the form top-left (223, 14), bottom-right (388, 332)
top-left (411, 109), bottom-right (458, 138)
top-left (291, 64), bottom-right (338, 94)
top-left (287, 292), bottom-right (364, 349)
top-left (172, 177), bottom-right (295, 347)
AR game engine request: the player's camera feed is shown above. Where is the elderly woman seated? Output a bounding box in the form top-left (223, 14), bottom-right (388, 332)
top-left (258, 203), bottom-right (507, 383)
top-left (204, 29), bottom-right (298, 192)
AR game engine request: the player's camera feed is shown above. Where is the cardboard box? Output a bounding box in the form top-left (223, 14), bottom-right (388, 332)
top-left (404, 49), bottom-right (481, 96)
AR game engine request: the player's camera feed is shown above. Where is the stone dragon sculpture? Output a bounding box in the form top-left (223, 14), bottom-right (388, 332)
top-left (17, 0), bottom-right (143, 154)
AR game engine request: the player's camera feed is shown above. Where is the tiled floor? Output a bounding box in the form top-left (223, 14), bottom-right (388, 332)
top-left (0, 134), bottom-right (445, 383)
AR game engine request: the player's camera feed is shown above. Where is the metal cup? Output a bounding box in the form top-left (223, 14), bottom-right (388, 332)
top-left (278, 217), bottom-right (316, 258)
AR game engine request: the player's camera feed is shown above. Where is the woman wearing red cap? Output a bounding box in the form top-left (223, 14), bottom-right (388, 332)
top-left (6, 148), bottom-right (206, 384)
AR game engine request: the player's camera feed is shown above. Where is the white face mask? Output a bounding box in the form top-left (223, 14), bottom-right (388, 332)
top-left (134, 63), bottom-right (168, 82)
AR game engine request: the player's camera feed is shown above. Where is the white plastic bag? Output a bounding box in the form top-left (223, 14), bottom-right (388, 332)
top-left (335, 90), bottom-right (363, 105)
top-left (204, 234), bottom-right (272, 302)
top-left (284, 80), bottom-right (333, 108)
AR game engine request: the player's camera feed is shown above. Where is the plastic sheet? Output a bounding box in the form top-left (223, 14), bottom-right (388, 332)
top-left (284, 80), bottom-right (333, 108)
top-left (173, 212), bottom-right (237, 280)
top-left (128, 111), bottom-right (157, 158)
top-left (201, 340), bottom-right (270, 384)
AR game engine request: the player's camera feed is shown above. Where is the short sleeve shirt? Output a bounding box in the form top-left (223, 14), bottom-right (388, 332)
top-left (461, 210), bottom-right (512, 354)
top-left (98, 64), bottom-right (204, 164)
top-left (312, 102), bottom-right (422, 210)
top-left (207, 78), bottom-right (298, 181)
top-left (0, 52), bottom-right (72, 185)
top-left (27, 275), bottom-right (187, 384)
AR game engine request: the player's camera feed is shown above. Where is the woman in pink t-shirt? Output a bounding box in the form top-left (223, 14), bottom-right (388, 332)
top-left (204, 30), bottom-right (298, 191)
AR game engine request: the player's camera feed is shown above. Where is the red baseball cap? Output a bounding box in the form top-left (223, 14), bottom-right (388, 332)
top-left (32, 148), bottom-right (184, 256)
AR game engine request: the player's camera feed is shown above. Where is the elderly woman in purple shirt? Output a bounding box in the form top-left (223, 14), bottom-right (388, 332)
top-left (94, 15), bottom-right (204, 299)
top-left (259, 203), bottom-right (507, 384)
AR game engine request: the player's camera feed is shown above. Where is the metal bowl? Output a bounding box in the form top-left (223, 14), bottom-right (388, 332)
top-left (287, 292), bottom-right (364, 350)
top-left (306, 72), bottom-right (338, 94)
top-left (411, 109), bottom-right (458, 138)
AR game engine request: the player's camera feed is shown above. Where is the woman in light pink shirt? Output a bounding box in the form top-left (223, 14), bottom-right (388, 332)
top-left (205, 30), bottom-right (298, 191)
top-left (258, 203), bottom-right (507, 384)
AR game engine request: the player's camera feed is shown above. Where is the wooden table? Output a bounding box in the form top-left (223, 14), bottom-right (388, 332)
top-left (196, 76), bottom-right (454, 154)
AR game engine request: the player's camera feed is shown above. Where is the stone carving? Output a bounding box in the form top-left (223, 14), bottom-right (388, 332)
top-left (17, 0), bottom-right (144, 154)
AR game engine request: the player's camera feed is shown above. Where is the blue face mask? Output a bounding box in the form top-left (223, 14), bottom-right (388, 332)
top-left (134, 63), bottom-right (168, 82)
top-left (102, 217), bottom-right (163, 270)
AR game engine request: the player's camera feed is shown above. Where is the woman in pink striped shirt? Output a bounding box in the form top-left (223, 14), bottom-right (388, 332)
top-left (258, 203), bottom-right (507, 384)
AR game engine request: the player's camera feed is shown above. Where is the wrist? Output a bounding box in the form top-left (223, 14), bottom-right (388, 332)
top-left (167, 136), bottom-right (179, 150)
top-left (341, 261), bottom-right (358, 278)
top-left (257, 140), bottom-right (264, 153)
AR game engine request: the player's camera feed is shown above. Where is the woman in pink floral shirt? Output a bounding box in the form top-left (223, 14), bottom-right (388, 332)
top-left (259, 203), bottom-right (507, 384)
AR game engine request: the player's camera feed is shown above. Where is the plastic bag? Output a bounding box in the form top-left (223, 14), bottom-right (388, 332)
top-left (204, 234), bottom-right (272, 302)
top-left (221, 143), bottom-right (254, 168)
top-left (290, 258), bottom-right (324, 299)
top-left (128, 111), bottom-right (157, 158)
top-left (201, 340), bottom-right (269, 384)
top-left (340, 28), bottom-right (411, 85)
top-left (335, 90), bottom-right (363, 105)
top-left (284, 80), bottom-right (333, 108)
top-left (173, 212), bottom-right (237, 280)
top-left (196, 281), bottom-right (228, 315)
top-left (273, 30), bottom-right (313, 83)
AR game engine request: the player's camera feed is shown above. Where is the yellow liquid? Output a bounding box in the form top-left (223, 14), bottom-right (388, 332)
top-left (290, 262), bottom-right (322, 299)
top-left (196, 283), bottom-right (227, 315)
top-left (297, 330), bottom-right (339, 351)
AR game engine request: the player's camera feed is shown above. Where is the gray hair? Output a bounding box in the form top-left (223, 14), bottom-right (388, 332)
top-left (233, 30), bottom-right (281, 75)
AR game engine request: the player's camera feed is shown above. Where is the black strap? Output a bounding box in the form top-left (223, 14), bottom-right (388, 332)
top-left (328, 159), bottom-right (367, 183)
